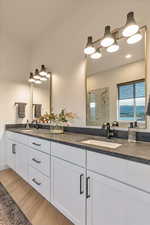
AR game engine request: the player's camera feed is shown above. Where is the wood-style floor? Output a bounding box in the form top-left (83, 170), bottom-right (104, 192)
top-left (0, 169), bottom-right (73, 225)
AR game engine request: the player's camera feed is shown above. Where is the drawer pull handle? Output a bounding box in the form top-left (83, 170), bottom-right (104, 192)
top-left (12, 144), bottom-right (16, 154)
top-left (86, 177), bottom-right (91, 199)
top-left (32, 178), bottom-right (41, 186)
top-left (32, 158), bottom-right (41, 164)
top-left (32, 142), bottom-right (41, 147)
top-left (80, 174), bottom-right (84, 195)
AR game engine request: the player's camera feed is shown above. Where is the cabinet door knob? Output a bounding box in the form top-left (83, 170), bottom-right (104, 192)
top-left (80, 174), bottom-right (84, 195)
top-left (32, 178), bottom-right (41, 186)
top-left (86, 177), bottom-right (91, 199)
top-left (32, 158), bottom-right (41, 164)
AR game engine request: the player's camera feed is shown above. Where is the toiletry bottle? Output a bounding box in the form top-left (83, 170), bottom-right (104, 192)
top-left (128, 122), bottom-right (136, 143)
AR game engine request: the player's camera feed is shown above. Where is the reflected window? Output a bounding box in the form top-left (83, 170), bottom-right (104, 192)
top-left (117, 80), bottom-right (145, 121)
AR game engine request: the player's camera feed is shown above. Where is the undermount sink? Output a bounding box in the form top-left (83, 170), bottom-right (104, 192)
top-left (21, 129), bottom-right (33, 132)
top-left (81, 139), bottom-right (122, 149)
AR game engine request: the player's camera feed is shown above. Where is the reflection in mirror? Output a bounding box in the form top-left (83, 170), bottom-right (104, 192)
top-left (32, 77), bottom-right (51, 120)
top-left (86, 29), bottom-right (146, 129)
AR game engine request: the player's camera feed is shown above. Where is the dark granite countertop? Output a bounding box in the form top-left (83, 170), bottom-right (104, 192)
top-left (6, 128), bottom-right (150, 165)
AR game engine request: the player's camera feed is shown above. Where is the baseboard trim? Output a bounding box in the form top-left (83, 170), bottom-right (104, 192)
top-left (0, 164), bottom-right (8, 171)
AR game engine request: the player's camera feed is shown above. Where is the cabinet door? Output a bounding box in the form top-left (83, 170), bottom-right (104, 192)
top-left (7, 140), bottom-right (16, 170)
top-left (51, 156), bottom-right (86, 225)
top-left (87, 170), bottom-right (150, 225)
top-left (16, 143), bottom-right (29, 182)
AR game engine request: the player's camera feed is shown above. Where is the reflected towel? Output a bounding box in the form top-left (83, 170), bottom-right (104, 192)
top-left (34, 104), bottom-right (42, 118)
top-left (18, 103), bottom-right (26, 118)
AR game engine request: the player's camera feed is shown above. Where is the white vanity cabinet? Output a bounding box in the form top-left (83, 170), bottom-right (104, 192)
top-left (87, 151), bottom-right (150, 225)
top-left (51, 142), bottom-right (86, 225)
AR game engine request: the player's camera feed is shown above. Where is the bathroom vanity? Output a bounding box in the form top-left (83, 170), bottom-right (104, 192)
top-left (5, 128), bottom-right (150, 225)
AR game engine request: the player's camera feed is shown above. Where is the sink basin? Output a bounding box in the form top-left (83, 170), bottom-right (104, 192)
top-left (81, 139), bottom-right (122, 149)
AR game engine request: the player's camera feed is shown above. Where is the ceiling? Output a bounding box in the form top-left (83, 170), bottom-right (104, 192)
top-left (0, 0), bottom-right (81, 43)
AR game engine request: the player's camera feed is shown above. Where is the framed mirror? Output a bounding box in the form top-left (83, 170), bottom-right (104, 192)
top-left (32, 75), bottom-right (52, 120)
top-left (86, 27), bottom-right (147, 129)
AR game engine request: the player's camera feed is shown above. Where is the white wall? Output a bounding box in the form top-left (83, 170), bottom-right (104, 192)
top-left (30, 0), bottom-right (150, 127)
top-left (87, 60), bottom-right (145, 122)
top-left (0, 33), bottom-right (31, 170)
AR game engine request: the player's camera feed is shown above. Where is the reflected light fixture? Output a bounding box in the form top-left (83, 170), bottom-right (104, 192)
top-left (39, 65), bottom-right (47, 76)
top-left (34, 69), bottom-right (41, 79)
top-left (125, 54), bottom-right (132, 59)
top-left (84, 36), bottom-right (95, 55)
top-left (107, 40), bottom-right (119, 53)
top-left (127, 32), bottom-right (143, 44)
top-left (28, 72), bottom-right (35, 83)
top-left (122, 12), bottom-right (139, 37)
top-left (101, 26), bottom-right (115, 47)
top-left (90, 48), bottom-right (102, 59)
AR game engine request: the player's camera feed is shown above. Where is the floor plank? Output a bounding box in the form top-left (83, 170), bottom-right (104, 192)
top-left (0, 169), bottom-right (74, 225)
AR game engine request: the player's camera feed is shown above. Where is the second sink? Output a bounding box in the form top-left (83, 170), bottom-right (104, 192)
top-left (81, 139), bottom-right (122, 149)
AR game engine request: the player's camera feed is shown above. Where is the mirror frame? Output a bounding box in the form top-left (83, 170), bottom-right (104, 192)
top-left (85, 26), bottom-right (148, 129)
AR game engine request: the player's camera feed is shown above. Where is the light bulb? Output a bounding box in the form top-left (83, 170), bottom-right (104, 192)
top-left (122, 12), bottom-right (139, 37)
top-left (40, 76), bottom-right (47, 81)
top-left (127, 32), bottom-right (142, 44)
top-left (101, 26), bottom-right (114, 47)
top-left (35, 79), bottom-right (42, 84)
top-left (46, 72), bottom-right (51, 78)
top-left (107, 41), bottom-right (119, 53)
top-left (125, 54), bottom-right (132, 59)
top-left (84, 36), bottom-right (95, 55)
top-left (90, 49), bottom-right (102, 59)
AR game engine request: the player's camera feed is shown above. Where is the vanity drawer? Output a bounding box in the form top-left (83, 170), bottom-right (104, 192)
top-left (6, 131), bottom-right (28, 145)
top-left (28, 149), bottom-right (50, 177)
top-left (87, 151), bottom-right (150, 192)
top-left (29, 166), bottom-right (50, 201)
top-left (51, 142), bottom-right (86, 167)
top-left (28, 136), bottom-right (50, 154)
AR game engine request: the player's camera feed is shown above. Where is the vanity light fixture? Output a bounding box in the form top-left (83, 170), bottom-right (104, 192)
top-left (90, 48), bottom-right (102, 59)
top-left (39, 65), bottom-right (47, 76)
top-left (127, 32), bottom-right (143, 44)
top-left (28, 72), bottom-right (35, 83)
top-left (101, 26), bottom-right (115, 47)
top-left (122, 12), bottom-right (139, 37)
top-left (40, 76), bottom-right (47, 81)
top-left (84, 12), bottom-right (145, 59)
top-left (84, 36), bottom-right (96, 55)
top-left (34, 69), bottom-right (41, 80)
top-left (107, 40), bottom-right (119, 53)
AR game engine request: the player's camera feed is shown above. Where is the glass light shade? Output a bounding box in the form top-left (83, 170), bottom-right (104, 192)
top-left (127, 33), bottom-right (142, 44)
top-left (84, 36), bottom-right (95, 55)
top-left (101, 26), bottom-right (114, 47)
top-left (28, 72), bottom-right (35, 83)
top-left (122, 12), bottom-right (139, 37)
top-left (90, 49), bottom-right (102, 59)
top-left (40, 76), bottom-right (47, 81)
top-left (35, 79), bottom-right (42, 84)
top-left (107, 42), bottom-right (119, 53)
top-left (34, 74), bottom-right (41, 79)
top-left (39, 65), bottom-right (47, 76)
